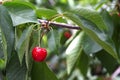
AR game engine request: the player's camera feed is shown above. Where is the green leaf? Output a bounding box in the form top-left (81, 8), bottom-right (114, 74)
top-left (36, 8), bottom-right (66, 23)
top-left (77, 51), bottom-right (89, 76)
top-left (25, 30), bottom-right (41, 75)
top-left (0, 59), bottom-right (5, 70)
top-left (60, 32), bottom-right (68, 45)
top-left (6, 53), bottom-right (27, 80)
top-left (25, 30), bottom-right (40, 70)
top-left (0, 5), bottom-right (15, 62)
top-left (0, 71), bottom-right (3, 80)
top-left (100, 10), bottom-right (114, 37)
top-left (16, 25), bottom-right (33, 64)
top-left (31, 62), bottom-right (58, 80)
top-left (3, 1), bottom-right (38, 26)
top-left (24, 35), bottom-right (31, 70)
top-left (30, 30), bottom-right (40, 48)
top-left (47, 30), bottom-right (60, 54)
top-left (0, 30), bottom-right (4, 58)
top-left (66, 31), bottom-right (85, 74)
top-left (112, 14), bottom-right (120, 57)
top-left (82, 33), bottom-right (102, 54)
top-left (36, 8), bottom-right (58, 19)
top-left (64, 12), bottom-right (118, 60)
top-left (96, 50), bottom-right (119, 74)
top-left (70, 8), bottom-right (107, 30)
top-left (95, 1), bottom-right (107, 10)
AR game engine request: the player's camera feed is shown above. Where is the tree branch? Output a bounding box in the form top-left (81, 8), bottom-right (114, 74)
top-left (111, 66), bottom-right (120, 79)
top-left (38, 19), bottom-right (81, 30)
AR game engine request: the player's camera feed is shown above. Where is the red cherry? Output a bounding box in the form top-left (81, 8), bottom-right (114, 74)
top-left (32, 47), bottom-right (47, 62)
top-left (64, 31), bottom-right (71, 39)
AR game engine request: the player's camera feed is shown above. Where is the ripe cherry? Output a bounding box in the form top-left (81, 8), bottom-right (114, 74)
top-left (32, 47), bottom-right (47, 62)
top-left (64, 31), bottom-right (71, 39)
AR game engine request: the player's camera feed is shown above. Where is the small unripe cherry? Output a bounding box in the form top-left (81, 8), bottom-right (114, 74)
top-left (64, 31), bottom-right (71, 39)
top-left (32, 47), bottom-right (47, 62)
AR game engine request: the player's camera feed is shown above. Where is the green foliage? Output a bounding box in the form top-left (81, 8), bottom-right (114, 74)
top-left (3, 1), bottom-right (38, 26)
top-left (6, 53), bottom-right (27, 80)
top-left (16, 25), bottom-right (34, 64)
top-left (82, 33), bottom-right (102, 55)
top-left (96, 50), bottom-right (119, 74)
top-left (69, 8), bottom-right (108, 31)
top-left (0, 5), bottom-right (14, 63)
top-left (47, 30), bottom-right (60, 54)
top-left (66, 31), bottom-right (84, 74)
top-left (100, 10), bottom-right (114, 37)
top-left (31, 62), bottom-right (58, 80)
top-left (36, 8), bottom-right (58, 19)
top-left (0, 0), bottom-right (120, 80)
top-left (63, 10), bottom-right (118, 60)
top-left (112, 14), bottom-right (120, 58)
top-left (77, 51), bottom-right (89, 77)
top-left (0, 59), bottom-right (5, 70)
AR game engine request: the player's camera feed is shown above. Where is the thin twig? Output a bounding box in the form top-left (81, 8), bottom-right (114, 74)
top-left (50, 22), bottom-right (81, 30)
top-left (38, 19), bottom-right (81, 30)
top-left (111, 66), bottom-right (120, 79)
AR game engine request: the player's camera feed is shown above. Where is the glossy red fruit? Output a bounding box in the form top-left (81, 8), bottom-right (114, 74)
top-left (32, 47), bottom-right (47, 62)
top-left (64, 31), bottom-right (71, 39)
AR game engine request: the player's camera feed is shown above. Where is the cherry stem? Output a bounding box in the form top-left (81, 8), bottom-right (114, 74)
top-left (39, 30), bottom-right (44, 47)
top-left (38, 19), bottom-right (81, 30)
